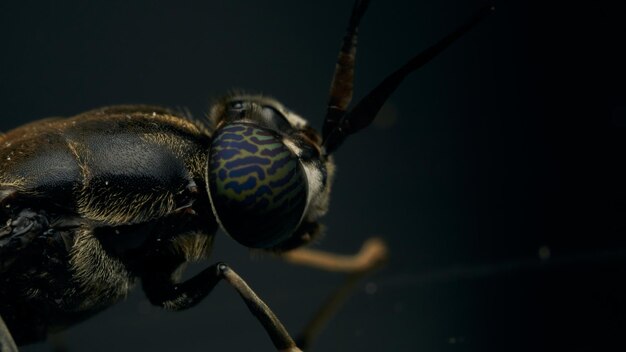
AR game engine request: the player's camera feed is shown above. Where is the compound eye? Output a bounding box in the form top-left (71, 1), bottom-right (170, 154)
top-left (207, 123), bottom-right (308, 248)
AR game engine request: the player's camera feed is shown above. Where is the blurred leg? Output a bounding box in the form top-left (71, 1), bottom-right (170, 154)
top-left (281, 237), bottom-right (388, 273)
top-left (280, 237), bottom-right (388, 349)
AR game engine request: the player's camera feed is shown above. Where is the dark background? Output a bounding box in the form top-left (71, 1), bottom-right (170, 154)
top-left (1, 0), bottom-right (625, 351)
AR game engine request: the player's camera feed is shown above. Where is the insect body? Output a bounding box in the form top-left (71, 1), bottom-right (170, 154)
top-left (0, 105), bottom-right (218, 343)
top-left (0, 1), bottom-right (491, 350)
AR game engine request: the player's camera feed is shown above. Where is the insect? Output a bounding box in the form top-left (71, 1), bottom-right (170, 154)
top-left (0, 1), bottom-right (492, 351)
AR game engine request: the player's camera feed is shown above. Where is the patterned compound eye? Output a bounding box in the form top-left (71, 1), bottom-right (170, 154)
top-left (207, 123), bottom-right (308, 248)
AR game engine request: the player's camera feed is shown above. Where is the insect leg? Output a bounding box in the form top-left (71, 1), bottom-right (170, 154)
top-left (142, 263), bottom-right (300, 351)
top-left (278, 238), bottom-right (387, 349)
top-left (281, 237), bottom-right (388, 273)
top-left (0, 314), bottom-right (18, 352)
top-left (219, 264), bottom-right (302, 352)
top-left (48, 332), bottom-right (69, 352)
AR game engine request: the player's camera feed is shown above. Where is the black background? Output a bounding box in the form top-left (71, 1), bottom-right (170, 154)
top-left (1, 0), bottom-right (625, 351)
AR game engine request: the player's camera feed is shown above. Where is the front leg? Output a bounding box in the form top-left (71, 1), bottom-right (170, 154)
top-left (142, 263), bottom-right (301, 352)
top-left (0, 314), bottom-right (17, 352)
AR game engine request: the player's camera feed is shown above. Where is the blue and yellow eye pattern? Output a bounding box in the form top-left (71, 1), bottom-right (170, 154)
top-left (207, 123), bottom-right (308, 248)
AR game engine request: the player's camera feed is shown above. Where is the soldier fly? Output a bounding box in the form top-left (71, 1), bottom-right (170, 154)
top-left (0, 1), bottom-right (492, 351)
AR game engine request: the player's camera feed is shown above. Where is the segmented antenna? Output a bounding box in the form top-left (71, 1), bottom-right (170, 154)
top-left (322, 0), bottom-right (371, 146)
top-left (322, 2), bottom-right (495, 155)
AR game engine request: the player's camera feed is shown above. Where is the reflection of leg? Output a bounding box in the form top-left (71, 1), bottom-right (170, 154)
top-left (143, 262), bottom-right (301, 351)
top-left (281, 238), bottom-right (389, 350)
top-left (281, 237), bottom-right (388, 273)
top-left (296, 271), bottom-right (368, 350)
top-left (49, 332), bottom-right (69, 352)
top-left (0, 314), bottom-right (18, 352)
